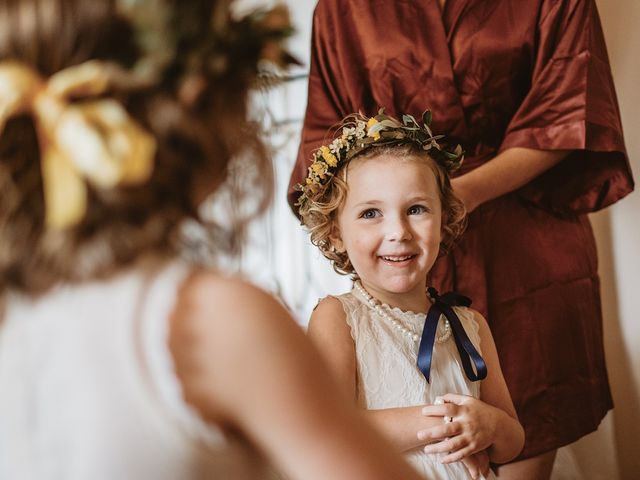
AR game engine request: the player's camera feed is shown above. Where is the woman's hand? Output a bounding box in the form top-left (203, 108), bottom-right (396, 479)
top-left (417, 393), bottom-right (501, 463)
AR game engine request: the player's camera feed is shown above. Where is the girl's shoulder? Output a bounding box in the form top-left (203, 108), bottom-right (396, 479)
top-left (309, 292), bottom-right (361, 346)
top-left (312, 289), bottom-right (362, 322)
top-left (452, 305), bottom-right (492, 349)
top-left (452, 304), bottom-right (481, 329)
top-left (310, 294), bottom-right (349, 331)
top-left (314, 293), bottom-right (347, 312)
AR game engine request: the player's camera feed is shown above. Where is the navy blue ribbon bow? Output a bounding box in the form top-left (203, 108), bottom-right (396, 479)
top-left (417, 287), bottom-right (487, 383)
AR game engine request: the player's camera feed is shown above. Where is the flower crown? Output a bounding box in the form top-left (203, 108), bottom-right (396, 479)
top-left (295, 109), bottom-right (464, 210)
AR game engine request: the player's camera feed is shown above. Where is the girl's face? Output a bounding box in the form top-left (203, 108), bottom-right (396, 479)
top-left (333, 154), bottom-right (442, 309)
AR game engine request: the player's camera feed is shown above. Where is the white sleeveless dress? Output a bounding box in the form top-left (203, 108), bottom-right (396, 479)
top-left (0, 260), bottom-right (277, 480)
top-left (335, 287), bottom-right (497, 480)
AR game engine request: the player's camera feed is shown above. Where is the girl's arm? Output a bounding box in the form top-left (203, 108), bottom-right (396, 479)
top-left (453, 147), bottom-right (569, 212)
top-left (170, 272), bottom-right (423, 480)
top-left (308, 297), bottom-right (444, 452)
top-left (419, 310), bottom-right (525, 464)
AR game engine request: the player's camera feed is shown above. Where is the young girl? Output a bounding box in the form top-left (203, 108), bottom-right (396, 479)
top-left (0, 2), bottom-right (425, 480)
top-left (297, 111), bottom-right (525, 479)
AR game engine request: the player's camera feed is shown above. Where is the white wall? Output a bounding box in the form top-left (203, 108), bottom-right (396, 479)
top-left (584, 2), bottom-right (640, 479)
top-left (235, 1), bottom-right (640, 478)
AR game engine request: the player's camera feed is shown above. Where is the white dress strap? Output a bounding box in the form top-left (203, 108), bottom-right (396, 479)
top-left (135, 261), bottom-right (226, 448)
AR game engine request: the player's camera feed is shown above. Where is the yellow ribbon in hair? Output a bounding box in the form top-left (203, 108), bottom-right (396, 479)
top-left (0, 60), bottom-right (156, 229)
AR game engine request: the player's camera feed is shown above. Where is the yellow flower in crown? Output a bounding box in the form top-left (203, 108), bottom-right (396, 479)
top-left (366, 117), bottom-right (380, 140)
top-left (320, 145), bottom-right (338, 167)
top-left (311, 160), bottom-right (328, 178)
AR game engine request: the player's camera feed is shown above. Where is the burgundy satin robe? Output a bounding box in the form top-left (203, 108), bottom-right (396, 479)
top-left (288, 0), bottom-right (634, 459)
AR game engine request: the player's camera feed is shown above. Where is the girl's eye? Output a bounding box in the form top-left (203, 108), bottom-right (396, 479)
top-left (408, 205), bottom-right (428, 215)
top-left (360, 209), bottom-right (380, 219)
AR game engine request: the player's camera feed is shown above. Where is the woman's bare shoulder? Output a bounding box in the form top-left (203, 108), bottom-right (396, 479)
top-left (175, 269), bottom-right (291, 333)
top-left (168, 269), bottom-right (307, 421)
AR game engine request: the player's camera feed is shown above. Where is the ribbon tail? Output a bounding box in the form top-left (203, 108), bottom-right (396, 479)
top-left (441, 304), bottom-right (487, 382)
top-left (417, 306), bottom-right (441, 383)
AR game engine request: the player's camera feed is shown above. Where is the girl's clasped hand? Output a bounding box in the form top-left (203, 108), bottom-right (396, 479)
top-left (421, 394), bottom-right (504, 463)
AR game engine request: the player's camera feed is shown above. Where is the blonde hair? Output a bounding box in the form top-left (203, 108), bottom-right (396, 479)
top-left (299, 144), bottom-right (467, 276)
top-left (0, 0), bottom-right (271, 295)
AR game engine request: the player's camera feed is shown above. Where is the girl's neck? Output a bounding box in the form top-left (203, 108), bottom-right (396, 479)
top-left (357, 280), bottom-right (431, 313)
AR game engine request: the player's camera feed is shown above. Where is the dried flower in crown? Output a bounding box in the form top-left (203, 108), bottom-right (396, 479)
top-left (295, 109), bottom-right (464, 211)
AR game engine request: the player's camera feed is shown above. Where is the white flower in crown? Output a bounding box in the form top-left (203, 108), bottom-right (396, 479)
top-left (342, 126), bottom-right (356, 139)
top-left (354, 121), bottom-right (366, 139)
top-left (329, 137), bottom-right (344, 154)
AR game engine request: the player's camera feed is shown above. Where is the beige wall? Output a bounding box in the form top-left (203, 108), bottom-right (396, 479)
top-left (581, 2), bottom-right (640, 479)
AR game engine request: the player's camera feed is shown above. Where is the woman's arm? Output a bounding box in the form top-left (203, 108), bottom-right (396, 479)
top-left (419, 311), bottom-right (525, 464)
top-left (453, 147), bottom-right (570, 212)
top-left (170, 272), bottom-right (423, 480)
top-left (308, 297), bottom-right (444, 452)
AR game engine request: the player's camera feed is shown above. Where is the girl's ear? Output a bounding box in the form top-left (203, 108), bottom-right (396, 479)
top-left (329, 224), bottom-right (345, 253)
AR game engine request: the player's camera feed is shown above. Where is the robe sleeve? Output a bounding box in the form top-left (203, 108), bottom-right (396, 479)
top-left (499, 0), bottom-right (633, 215)
top-left (287, 1), bottom-right (350, 213)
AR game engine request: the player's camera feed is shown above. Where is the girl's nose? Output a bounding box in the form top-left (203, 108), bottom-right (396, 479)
top-left (385, 217), bottom-right (412, 242)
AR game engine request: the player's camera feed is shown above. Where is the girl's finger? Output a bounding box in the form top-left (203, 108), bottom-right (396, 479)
top-left (421, 403), bottom-right (458, 417)
top-left (423, 435), bottom-right (466, 455)
top-left (421, 405), bottom-right (447, 417)
top-left (440, 445), bottom-right (475, 464)
top-left (417, 427), bottom-right (445, 443)
top-left (441, 392), bottom-right (471, 405)
top-left (417, 421), bottom-right (461, 442)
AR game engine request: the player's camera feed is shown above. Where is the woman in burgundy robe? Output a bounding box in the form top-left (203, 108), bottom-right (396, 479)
top-left (288, 0), bottom-right (634, 477)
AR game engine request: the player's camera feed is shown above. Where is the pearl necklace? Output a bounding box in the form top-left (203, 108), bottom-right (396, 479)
top-left (354, 281), bottom-right (451, 343)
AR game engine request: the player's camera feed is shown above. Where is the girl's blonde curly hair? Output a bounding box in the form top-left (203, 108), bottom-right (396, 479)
top-left (298, 144), bottom-right (467, 276)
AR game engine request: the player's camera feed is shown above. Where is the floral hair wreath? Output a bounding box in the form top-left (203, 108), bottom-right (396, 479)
top-left (295, 109), bottom-right (464, 211)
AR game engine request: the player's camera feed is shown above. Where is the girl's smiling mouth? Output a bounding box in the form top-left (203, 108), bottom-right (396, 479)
top-left (379, 254), bottom-right (417, 263)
